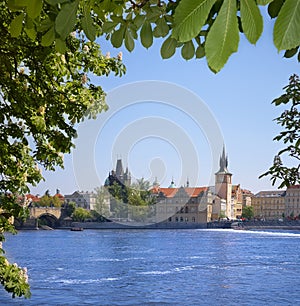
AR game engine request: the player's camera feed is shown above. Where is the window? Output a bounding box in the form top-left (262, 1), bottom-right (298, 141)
top-left (180, 217), bottom-right (183, 222)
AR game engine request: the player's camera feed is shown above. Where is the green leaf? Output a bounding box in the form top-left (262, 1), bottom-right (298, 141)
top-left (38, 17), bottom-right (54, 32)
top-left (111, 25), bottom-right (126, 48)
top-left (140, 21), bottom-right (153, 49)
top-left (274, 0), bottom-right (300, 51)
top-left (133, 15), bottom-right (145, 29)
top-left (7, 0), bottom-right (28, 11)
top-left (172, 0), bottom-right (217, 42)
top-left (27, 0), bottom-right (43, 19)
top-left (55, 38), bottom-right (67, 53)
top-left (284, 47), bottom-right (298, 58)
top-left (257, 0), bottom-right (274, 4)
top-left (268, 0), bottom-right (285, 18)
top-left (160, 36), bottom-right (177, 59)
top-left (102, 21), bottom-right (118, 33)
top-left (9, 14), bottom-right (24, 37)
top-left (153, 17), bottom-right (169, 38)
top-left (196, 44), bottom-right (205, 58)
top-left (55, 0), bottom-right (79, 40)
top-left (31, 116), bottom-right (46, 132)
top-left (205, 0), bottom-right (239, 73)
top-left (24, 27), bottom-right (37, 40)
top-left (181, 40), bottom-right (195, 60)
top-left (45, 0), bottom-right (70, 4)
top-left (240, 0), bottom-right (263, 44)
top-left (114, 4), bottom-right (124, 16)
top-left (125, 30), bottom-right (134, 52)
top-left (82, 7), bottom-right (96, 41)
top-left (41, 26), bottom-right (55, 46)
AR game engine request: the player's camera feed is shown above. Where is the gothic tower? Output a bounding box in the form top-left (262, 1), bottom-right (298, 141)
top-left (104, 159), bottom-right (131, 187)
top-left (215, 147), bottom-right (232, 218)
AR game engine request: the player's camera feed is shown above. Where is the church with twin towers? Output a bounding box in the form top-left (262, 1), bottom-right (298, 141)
top-left (105, 148), bottom-right (252, 224)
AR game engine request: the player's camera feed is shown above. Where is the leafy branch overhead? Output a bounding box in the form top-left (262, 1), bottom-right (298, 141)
top-left (7, 0), bottom-right (300, 72)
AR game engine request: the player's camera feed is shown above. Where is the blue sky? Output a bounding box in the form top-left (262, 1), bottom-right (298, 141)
top-left (30, 8), bottom-right (299, 196)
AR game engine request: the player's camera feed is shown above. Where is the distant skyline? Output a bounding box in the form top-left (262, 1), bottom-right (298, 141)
top-left (30, 8), bottom-right (299, 195)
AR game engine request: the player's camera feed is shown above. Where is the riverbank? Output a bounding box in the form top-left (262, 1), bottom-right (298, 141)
top-left (17, 219), bottom-right (300, 231)
top-left (241, 220), bottom-right (300, 230)
top-left (59, 220), bottom-right (300, 230)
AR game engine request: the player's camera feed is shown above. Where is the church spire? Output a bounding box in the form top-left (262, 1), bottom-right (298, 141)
top-left (216, 146), bottom-right (229, 174)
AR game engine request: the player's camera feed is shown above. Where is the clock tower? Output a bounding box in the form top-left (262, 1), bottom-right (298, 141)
top-left (215, 147), bottom-right (232, 218)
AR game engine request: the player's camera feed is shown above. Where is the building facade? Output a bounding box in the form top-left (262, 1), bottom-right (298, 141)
top-left (64, 191), bottom-right (96, 210)
top-left (151, 186), bottom-right (213, 224)
top-left (151, 148), bottom-right (247, 223)
top-left (251, 190), bottom-right (285, 220)
top-left (284, 185), bottom-right (300, 218)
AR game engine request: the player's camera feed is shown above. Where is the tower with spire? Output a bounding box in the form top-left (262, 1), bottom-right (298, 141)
top-left (105, 159), bottom-right (131, 187)
top-left (215, 147), bottom-right (232, 218)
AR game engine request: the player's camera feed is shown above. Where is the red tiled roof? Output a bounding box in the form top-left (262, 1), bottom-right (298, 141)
top-left (151, 187), bottom-right (208, 198)
top-left (184, 187), bottom-right (208, 197)
top-left (241, 189), bottom-right (253, 194)
top-left (26, 194), bottom-right (40, 202)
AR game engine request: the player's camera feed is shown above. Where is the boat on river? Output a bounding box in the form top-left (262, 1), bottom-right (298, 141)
top-left (70, 227), bottom-right (83, 231)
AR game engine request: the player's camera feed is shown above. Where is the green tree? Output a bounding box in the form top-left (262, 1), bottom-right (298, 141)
top-left (38, 195), bottom-right (62, 207)
top-left (94, 186), bottom-right (110, 218)
top-left (8, 0), bottom-right (300, 73)
top-left (260, 74), bottom-right (300, 188)
top-left (64, 201), bottom-right (76, 217)
top-left (71, 207), bottom-right (92, 222)
top-left (0, 1), bottom-right (125, 298)
top-left (132, 178), bottom-right (151, 191)
top-left (242, 206), bottom-right (254, 220)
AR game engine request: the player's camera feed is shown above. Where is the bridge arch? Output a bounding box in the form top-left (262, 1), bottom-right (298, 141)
top-left (37, 213), bottom-right (59, 228)
top-left (29, 207), bottom-right (62, 228)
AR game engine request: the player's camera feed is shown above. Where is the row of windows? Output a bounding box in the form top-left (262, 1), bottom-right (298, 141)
top-left (287, 198), bottom-right (300, 202)
top-left (158, 206), bottom-right (199, 213)
top-left (168, 217), bottom-right (196, 222)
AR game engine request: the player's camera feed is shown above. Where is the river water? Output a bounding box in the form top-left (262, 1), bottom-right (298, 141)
top-left (1, 229), bottom-right (300, 305)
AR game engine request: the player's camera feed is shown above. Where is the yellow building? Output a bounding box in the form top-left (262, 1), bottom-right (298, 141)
top-left (285, 185), bottom-right (300, 218)
top-left (252, 190), bottom-right (285, 220)
top-left (231, 185), bottom-right (243, 219)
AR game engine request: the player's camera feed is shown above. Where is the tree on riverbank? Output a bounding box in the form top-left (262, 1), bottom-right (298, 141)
top-left (72, 207), bottom-right (92, 222)
top-left (0, 1), bottom-right (125, 298)
top-left (37, 195), bottom-right (63, 207)
top-left (242, 206), bottom-right (254, 220)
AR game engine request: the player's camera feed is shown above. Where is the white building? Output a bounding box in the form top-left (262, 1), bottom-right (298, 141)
top-left (64, 191), bottom-right (96, 210)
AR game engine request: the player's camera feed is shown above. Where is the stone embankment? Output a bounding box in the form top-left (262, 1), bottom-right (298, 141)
top-left (242, 220), bottom-right (300, 230)
top-left (207, 220), bottom-right (300, 230)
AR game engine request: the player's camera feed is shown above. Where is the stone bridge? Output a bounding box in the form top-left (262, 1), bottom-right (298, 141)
top-left (13, 207), bottom-right (64, 229)
top-left (30, 207), bottom-right (62, 219)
